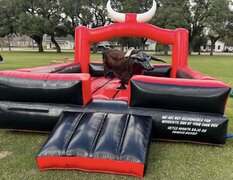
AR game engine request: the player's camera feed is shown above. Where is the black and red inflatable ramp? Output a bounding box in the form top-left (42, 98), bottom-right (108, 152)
top-left (37, 112), bottom-right (153, 178)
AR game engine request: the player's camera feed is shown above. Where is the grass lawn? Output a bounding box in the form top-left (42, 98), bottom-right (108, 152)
top-left (0, 51), bottom-right (233, 180)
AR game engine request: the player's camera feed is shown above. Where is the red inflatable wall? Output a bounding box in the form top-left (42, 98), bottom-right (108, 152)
top-left (74, 19), bottom-right (189, 78)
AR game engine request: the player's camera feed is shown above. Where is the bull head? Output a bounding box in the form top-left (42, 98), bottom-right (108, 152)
top-left (131, 51), bottom-right (154, 70)
top-left (106, 0), bottom-right (157, 23)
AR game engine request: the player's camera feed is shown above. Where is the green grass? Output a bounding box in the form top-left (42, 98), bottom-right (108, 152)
top-left (0, 51), bottom-right (233, 180)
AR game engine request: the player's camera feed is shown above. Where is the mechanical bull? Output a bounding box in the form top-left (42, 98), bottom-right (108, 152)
top-left (102, 49), bottom-right (166, 89)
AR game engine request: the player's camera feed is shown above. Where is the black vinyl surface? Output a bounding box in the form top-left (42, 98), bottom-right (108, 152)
top-left (0, 102), bottom-right (64, 132)
top-left (55, 64), bottom-right (81, 73)
top-left (143, 65), bottom-right (171, 77)
top-left (32, 64), bottom-right (81, 73)
top-left (151, 110), bottom-right (228, 144)
top-left (0, 77), bottom-right (84, 105)
top-left (0, 100), bottom-right (228, 144)
top-left (89, 63), bottom-right (105, 77)
top-left (130, 80), bottom-right (231, 114)
top-left (176, 69), bottom-right (194, 79)
top-left (89, 63), bottom-right (171, 78)
top-left (38, 111), bottom-right (153, 164)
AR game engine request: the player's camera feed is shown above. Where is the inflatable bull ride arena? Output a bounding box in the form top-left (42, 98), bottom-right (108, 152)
top-left (0, 0), bottom-right (232, 178)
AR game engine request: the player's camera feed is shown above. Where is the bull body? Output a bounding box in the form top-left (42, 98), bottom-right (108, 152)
top-left (102, 49), bottom-right (165, 89)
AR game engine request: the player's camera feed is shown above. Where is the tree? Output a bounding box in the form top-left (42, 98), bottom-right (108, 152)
top-left (37, 0), bottom-right (63, 53)
top-left (192, 34), bottom-right (207, 55)
top-left (151, 0), bottom-right (231, 55)
top-left (204, 0), bottom-right (231, 55)
top-left (17, 0), bottom-right (65, 53)
top-left (0, 0), bottom-right (18, 51)
top-left (188, 0), bottom-right (212, 54)
top-left (60, 0), bottom-right (111, 52)
top-left (60, 0), bottom-right (89, 38)
top-left (88, 0), bottom-right (112, 53)
top-left (154, 0), bottom-right (223, 55)
top-left (152, 0), bottom-right (191, 54)
top-left (16, 0), bottom-right (47, 52)
top-left (224, 12), bottom-right (233, 49)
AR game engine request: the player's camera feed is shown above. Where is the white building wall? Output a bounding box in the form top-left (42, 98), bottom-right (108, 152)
top-left (146, 39), bottom-right (157, 51)
top-left (201, 40), bottom-right (225, 52)
top-left (214, 40), bottom-right (225, 52)
top-left (225, 46), bottom-right (233, 52)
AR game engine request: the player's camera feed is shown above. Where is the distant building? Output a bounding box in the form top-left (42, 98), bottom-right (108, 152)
top-left (201, 40), bottom-right (233, 52)
top-left (0, 35), bottom-right (75, 50)
top-left (0, 35), bottom-right (34, 48)
top-left (43, 35), bottom-right (74, 50)
top-left (97, 41), bottom-right (115, 50)
top-left (145, 39), bottom-right (157, 51)
top-left (224, 40), bottom-right (233, 52)
top-left (225, 45), bottom-right (233, 52)
top-left (10, 35), bottom-right (34, 47)
top-left (201, 40), bottom-right (225, 52)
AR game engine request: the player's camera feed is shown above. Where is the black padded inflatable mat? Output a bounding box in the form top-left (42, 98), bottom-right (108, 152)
top-left (37, 112), bottom-right (153, 177)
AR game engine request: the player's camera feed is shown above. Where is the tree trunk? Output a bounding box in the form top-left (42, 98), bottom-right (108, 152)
top-left (32, 36), bottom-right (44, 52)
top-left (38, 40), bottom-right (43, 53)
top-left (92, 43), bottom-right (98, 53)
top-left (210, 40), bottom-right (214, 56)
top-left (7, 36), bottom-right (11, 51)
top-left (141, 38), bottom-right (147, 50)
top-left (51, 36), bottom-right (61, 53)
top-left (209, 36), bottom-right (219, 56)
top-left (163, 45), bottom-right (168, 55)
top-left (188, 41), bottom-right (192, 55)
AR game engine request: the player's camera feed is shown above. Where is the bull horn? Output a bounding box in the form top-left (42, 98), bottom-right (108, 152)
top-left (137, 0), bottom-right (157, 22)
top-left (125, 47), bottom-right (135, 58)
top-left (107, 0), bottom-right (125, 22)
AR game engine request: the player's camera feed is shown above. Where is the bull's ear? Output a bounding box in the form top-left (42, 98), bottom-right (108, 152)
top-left (131, 54), bottom-right (143, 60)
top-left (130, 54), bottom-right (137, 58)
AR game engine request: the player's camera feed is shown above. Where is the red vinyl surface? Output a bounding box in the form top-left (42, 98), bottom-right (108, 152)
top-left (114, 89), bottom-right (129, 101)
top-left (17, 62), bottom-right (74, 72)
top-left (91, 77), bottom-right (129, 101)
top-left (178, 66), bottom-right (215, 80)
top-left (92, 79), bottom-right (120, 100)
top-left (82, 77), bottom-right (92, 105)
top-left (91, 77), bottom-right (112, 93)
top-left (0, 71), bottom-right (90, 81)
top-left (37, 156), bottom-right (144, 178)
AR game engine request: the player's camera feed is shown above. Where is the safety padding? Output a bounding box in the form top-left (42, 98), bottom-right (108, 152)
top-left (89, 62), bottom-right (105, 77)
top-left (143, 65), bottom-right (171, 77)
top-left (18, 62), bottom-right (80, 73)
top-left (0, 102), bottom-right (62, 132)
top-left (0, 71), bottom-right (92, 105)
top-left (0, 100), bottom-right (228, 144)
top-left (89, 62), bottom-right (171, 78)
top-left (55, 64), bottom-right (80, 73)
top-left (129, 75), bottom-right (231, 114)
top-left (37, 112), bottom-right (153, 177)
top-left (177, 67), bottom-right (215, 80)
top-left (151, 110), bottom-right (228, 144)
